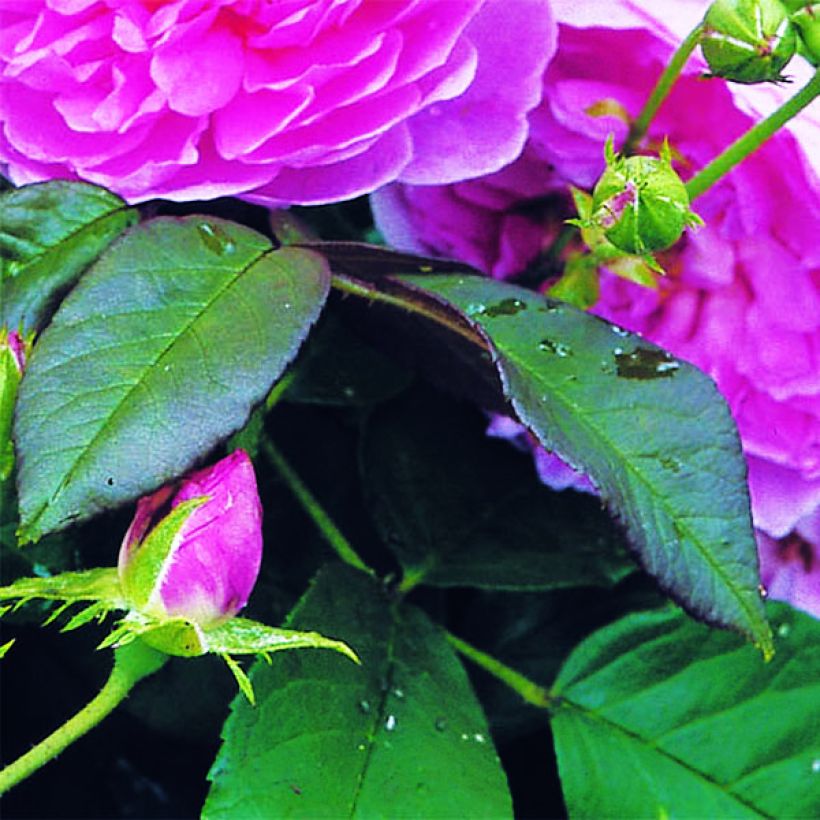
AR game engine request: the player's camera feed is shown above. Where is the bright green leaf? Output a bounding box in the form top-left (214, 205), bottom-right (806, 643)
top-left (15, 217), bottom-right (330, 541)
top-left (205, 564), bottom-right (512, 818)
top-left (0, 181), bottom-right (138, 333)
top-left (551, 604), bottom-right (820, 818)
top-left (362, 387), bottom-right (633, 591)
top-left (399, 275), bottom-right (771, 656)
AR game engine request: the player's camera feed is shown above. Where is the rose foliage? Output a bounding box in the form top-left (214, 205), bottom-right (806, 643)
top-left (1, 0), bottom-right (819, 816)
top-left (372, 0), bottom-right (820, 617)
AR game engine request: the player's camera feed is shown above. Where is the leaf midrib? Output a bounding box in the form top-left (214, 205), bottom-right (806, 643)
top-left (2, 197), bottom-right (132, 280)
top-left (348, 604), bottom-right (399, 817)
top-left (556, 696), bottom-right (769, 817)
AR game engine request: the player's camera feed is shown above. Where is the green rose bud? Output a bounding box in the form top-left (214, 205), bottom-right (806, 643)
top-left (589, 137), bottom-right (702, 256)
top-left (789, 4), bottom-right (820, 64)
top-left (701, 0), bottom-right (797, 83)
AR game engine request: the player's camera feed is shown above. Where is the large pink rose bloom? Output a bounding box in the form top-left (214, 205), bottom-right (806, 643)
top-left (372, 1), bottom-right (820, 616)
top-left (0, 0), bottom-right (554, 204)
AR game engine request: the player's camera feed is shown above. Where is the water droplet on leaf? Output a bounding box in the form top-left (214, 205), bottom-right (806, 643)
top-left (358, 700), bottom-right (371, 714)
top-left (614, 347), bottom-right (680, 379)
top-left (434, 717), bottom-right (447, 732)
top-left (482, 298), bottom-right (528, 317)
top-left (197, 222), bottom-right (235, 255)
top-left (538, 338), bottom-right (572, 357)
top-left (659, 456), bottom-right (682, 473)
top-left (385, 714), bottom-right (397, 731)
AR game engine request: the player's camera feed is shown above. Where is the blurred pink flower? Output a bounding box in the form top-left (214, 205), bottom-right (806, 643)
top-left (372, 1), bottom-right (820, 615)
top-left (0, 0), bottom-right (554, 204)
top-left (118, 449), bottom-right (263, 627)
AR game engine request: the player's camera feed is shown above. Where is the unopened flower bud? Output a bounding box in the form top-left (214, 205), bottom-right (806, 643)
top-left (789, 4), bottom-right (820, 63)
top-left (589, 138), bottom-right (702, 255)
top-left (1, 329), bottom-right (30, 481)
top-left (701, 0), bottom-right (797, 83)
top-left (118, 450), bottom-right (263, 648)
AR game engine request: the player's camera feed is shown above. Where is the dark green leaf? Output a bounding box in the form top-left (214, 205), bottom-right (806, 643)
top-left (396, 274), bottom-right (771, 656)
top-left (0, 181), bottom-right (138, 332)
top-left (15, 217), bottom-right (330, 541)
top-left (362, 387), bottom-right (633, 591)
top-left (285, 311), bottom-right (412, 407)
top-left (205, 564), bottom-right (512, 818)
top-left (551, 603), bottom-right (820, 818)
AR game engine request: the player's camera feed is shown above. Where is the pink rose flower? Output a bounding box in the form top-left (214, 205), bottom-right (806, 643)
top-left (118, 449), bottom-right (263, 627)
top-left (372, 1), bottom-right (820, 616)
top-left (0, 0), bottom-right (555, 205)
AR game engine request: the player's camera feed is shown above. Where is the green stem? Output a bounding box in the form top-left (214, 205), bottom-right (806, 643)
top-left (624, 23), bottom-right (704, 153)
top-left (263, 440), bottom-right (374, 575)
top-left (0, 641), bottom-right (166, 796)
top-left (445, 631), bottom-right (554, 710)
top-left (686, 67), bottom-right (820, 200)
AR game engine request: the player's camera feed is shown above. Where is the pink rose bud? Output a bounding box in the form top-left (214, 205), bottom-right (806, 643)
top-left (118, 450), bottom-right (263, 628)
top-left (3, 330), bottom-right (26, 374)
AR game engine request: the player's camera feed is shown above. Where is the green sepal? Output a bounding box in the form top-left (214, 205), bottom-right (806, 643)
top-left (0, 567), bottom-right (124, 610)
top-left (204, 616), bottom-right (360, 665)
top-left (0, 638), bottom-right (14, 658)
top-left (220, 653), bottom-right (256, 705)
top-left (120, 495), bottom-right (208, 614)
top-left (566, 185), bottom-right (664, 297)
top-left (0, 331), bottom-right (32, 482)
top-left (548, 254), bottom-right (600, 309)
top-left (206, 617), bottom-right (359, 704)
top-left (98, 613), bottom-right (207, 656)
top-left (101, 612), bottom-right (358, 703)
top-left (790, 4), bottom-right (820, 64)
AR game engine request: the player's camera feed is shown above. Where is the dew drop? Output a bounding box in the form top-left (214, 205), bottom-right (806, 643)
top-left (465, 302), bottom-right (486, 317)
top-left (197, 222), bottom-right (235, 255)
top-left (777, 623), bottom-right (791, 638)
top-left (610, 324), bottom-right (631, 337)
top-left (343, 386), bottom-right (356, 399)
top-left (357, 743), bottom-right (366, 752)
top-left (385, 714), bottom-right (397, 732)
top-left (659, 456), bottom-right (682, 473)
top-left (473, 733), bottom-right (487, 744)
top-left (482, 298), bottom-right (528, 317)
top-left (538, 338), bottom-right (573, 357)
top-left (812, 759), bottom-right (820, 773)
top-left (434, 717), bottom-right (447, 732)
top-left (541, 304), bottom-right (564, 315)
top-left (614, 347), bottom-right (680, 380)
top-left (392, 688), bottom-right (405, 699)
top-left (358, 700), bottom-right (371, 714)
top-left (758, 584), bottom-right (769, 599)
